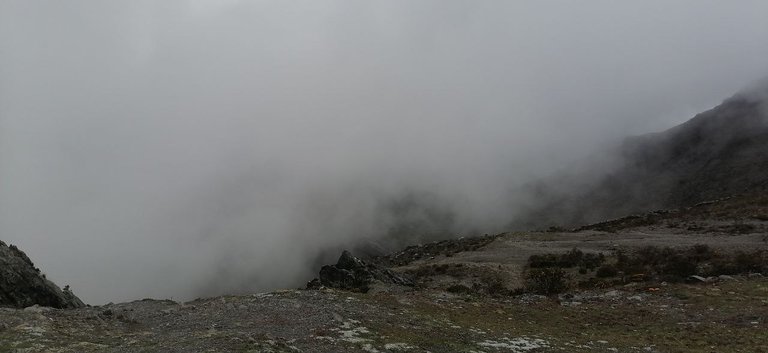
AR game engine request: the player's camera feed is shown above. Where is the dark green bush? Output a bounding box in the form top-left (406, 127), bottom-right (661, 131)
top-left (524, 268), bottom-right (570, 295)
top-left (617, 245), bottom-right (766, 281)
top-left (616, 250), bottom-right (645, 275)
top-left (582, 253), bottom-right (606, 270)
top-left (596, 264), bottom-right (619, 278)
top-left (733, 251), bottom-right (766, 273)
top-left (661, 254), bottom-right (697, 277)
top-left (527, 248), bottom-right (603, 270)
top-left (690, 244), bottom-right (715, 262)
top-left (446, 284), bottom-right (472, 294)
top-left (485, 278), bottom-right (509, 297)
top-left (527, 253), bottom-right (561, 268)
top-left (559, 248), bottom-right (584, 267)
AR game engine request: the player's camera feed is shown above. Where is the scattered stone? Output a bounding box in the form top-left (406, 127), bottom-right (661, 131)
top-left (23, 305), bottom-right (52, 313)
top-left (517, 294), bottom-right (547, 304)
top-left (384, 343), bottom-right (415, 351)
top-left (561, 301), bottom-right (582, 307)
top-left (628, 295), bottom-right (644, 301)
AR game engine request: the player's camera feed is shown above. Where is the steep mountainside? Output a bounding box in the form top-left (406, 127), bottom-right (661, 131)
top-left (0, 241), bottom-right (85, 309)
top-left (518, 85), bottom-right (768, 228)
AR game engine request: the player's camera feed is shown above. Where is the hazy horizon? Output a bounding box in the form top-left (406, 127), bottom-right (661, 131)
top-left (2, 1), bottom-right (768, 304)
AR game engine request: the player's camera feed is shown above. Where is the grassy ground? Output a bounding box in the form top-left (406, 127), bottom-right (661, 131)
top-left (358, 278), bottom-right (768, 353)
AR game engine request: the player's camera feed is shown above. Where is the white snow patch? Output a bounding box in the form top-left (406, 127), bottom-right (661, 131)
top-left (469, 327), bottom-right (487, 335)
top-left (336, 320), bottom-right (372, 343)
top-left (384, 342), bottom-right (415, 350)
top-left (477, 337), bottom-right (549, 352)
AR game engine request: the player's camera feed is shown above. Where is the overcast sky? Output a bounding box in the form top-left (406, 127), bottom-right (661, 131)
top-left (2, 1), bottom-right (768, 304)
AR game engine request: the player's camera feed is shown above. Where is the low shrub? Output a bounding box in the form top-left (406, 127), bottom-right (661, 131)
top-left (559, 248), bottom-right (584, 267)
top-left (471, 274), bottom-right (511, 297)
top-left (446, 284), bottom-right (472, 294)
top-left (524, 268), bottom-right (570, 295)
top-left (733, 251), bottom-right (767, 273)
top-left (485, 277), bottom-right (509, 297)
top-left (595, 264), bottom-right (619, 278)
top-left (527, 248), bottom-right (604, 270)
top-left (690, 244), bottom-right (715, 262)
top-left (527, 253), bottom-right (561, 268)
top-left (616, 245), bottom-right (766, 281)
top-left (582, 253), bottom-right (606, 270)
top-left (661, 254), bottom-right (697, 277)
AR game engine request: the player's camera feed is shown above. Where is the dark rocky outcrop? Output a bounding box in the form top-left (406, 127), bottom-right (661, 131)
top-left (0, 241), bottom-right (85, 309)
top-left (308, 250), bottom-right (413, 292)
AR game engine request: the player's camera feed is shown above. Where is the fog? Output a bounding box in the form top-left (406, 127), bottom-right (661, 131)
top-left (1, 1), bottom-right (768, 304)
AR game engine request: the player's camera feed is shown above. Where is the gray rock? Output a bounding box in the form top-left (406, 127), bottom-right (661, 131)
top-left (0, 240), bottom-right (85, 309)
top-left (627, 295), bottom-right (644, 301)
top-left (23, 304), bottom-right (52, 313)
top-left (311, 250), bottom-right (413, 292)
top-left (305, 278), bottom-right (323, 290)
top-left (561, 301), bottom-right (582, 307)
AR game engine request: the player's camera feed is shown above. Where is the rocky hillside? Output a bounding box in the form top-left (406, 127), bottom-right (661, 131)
top-left (0, 194), bottom-right (767, 352)
top-left (0, 241), bottom-right (84, 309)
top-left (518, 84), bottom-right (768, 228)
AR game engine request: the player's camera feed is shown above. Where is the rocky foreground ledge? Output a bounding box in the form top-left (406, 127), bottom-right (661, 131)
top-left (0, 278), bottom-right (766, 353)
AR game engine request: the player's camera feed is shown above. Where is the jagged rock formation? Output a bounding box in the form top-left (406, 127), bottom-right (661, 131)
top-left (0, 241), bottom-right (85, 309)
top-left (308, 250), bottom-right (413, 292)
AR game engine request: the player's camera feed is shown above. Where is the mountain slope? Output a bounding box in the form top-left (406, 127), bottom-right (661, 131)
top-left (0, 241), bottom-right (85, 309)
top-left (518, 84), bottom-right (768, 228)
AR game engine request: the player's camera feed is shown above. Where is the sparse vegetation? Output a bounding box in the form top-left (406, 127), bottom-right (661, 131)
top-left (446, 284), bottom-right (472, 294)
top-left (521, 244), bottom-right (768, 293)
top-left (406, 263), bottom-right (468, 279)
top-left (610, 245), bottom-right (767, 281)
top-left (527, 248), bottom-right (605, 270)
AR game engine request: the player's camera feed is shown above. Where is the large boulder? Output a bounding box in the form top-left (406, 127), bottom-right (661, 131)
top-left (309, 250), bottom-right (413, 292)
top-left (0, 241), bottom-right (85, 309)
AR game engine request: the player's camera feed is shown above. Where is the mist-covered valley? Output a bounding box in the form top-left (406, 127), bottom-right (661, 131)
top-left (2, 1), bottom-right (768, 305)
